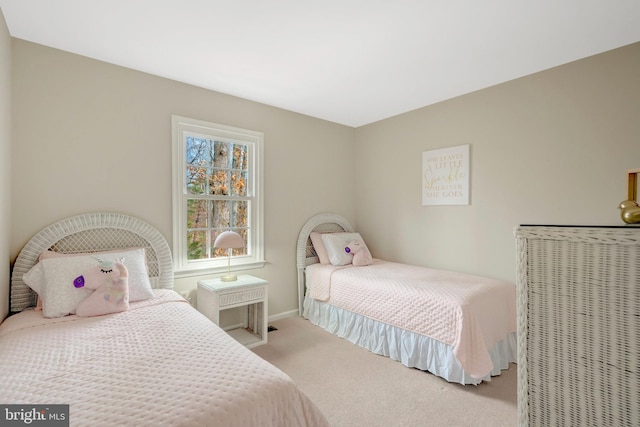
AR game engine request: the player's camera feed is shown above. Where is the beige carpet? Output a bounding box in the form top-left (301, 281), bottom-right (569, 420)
top-left (252, 316), bottom-right (517, 427)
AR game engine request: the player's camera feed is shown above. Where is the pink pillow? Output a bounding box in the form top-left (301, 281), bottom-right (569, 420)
top-left (310, 232), bottom-right (331, 264)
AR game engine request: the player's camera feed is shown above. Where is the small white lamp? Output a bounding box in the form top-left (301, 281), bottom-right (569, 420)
top-left (214, 231), bottom-right (245, 282)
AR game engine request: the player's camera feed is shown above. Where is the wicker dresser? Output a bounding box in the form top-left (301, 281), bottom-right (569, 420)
top-left (515, 225), bottom-right (639, 427)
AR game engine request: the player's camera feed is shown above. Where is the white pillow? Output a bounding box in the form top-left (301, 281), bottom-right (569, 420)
top-left (25, 256), bottom-right (98, 318)
top-left (39, 248), bottom-right (154, 302)
top-left (23, 248), bottom-right (154, 317)
top-left (321, 232), bottom-right (368, 266)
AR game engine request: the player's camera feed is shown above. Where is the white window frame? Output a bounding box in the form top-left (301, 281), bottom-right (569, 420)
top-left (171, 115), bottom-right (264, 278)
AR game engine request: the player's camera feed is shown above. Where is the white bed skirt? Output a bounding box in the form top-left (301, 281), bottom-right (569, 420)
top-left (303, 296), bottom-right (516, 385)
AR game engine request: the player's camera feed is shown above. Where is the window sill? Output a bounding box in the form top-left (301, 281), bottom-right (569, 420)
top-left (173, 260), bottom-right (266, 279)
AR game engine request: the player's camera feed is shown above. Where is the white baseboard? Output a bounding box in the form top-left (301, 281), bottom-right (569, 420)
top-left (268, 309), bottom-right (299, 322)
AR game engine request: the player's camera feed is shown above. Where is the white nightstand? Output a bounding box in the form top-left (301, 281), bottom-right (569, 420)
top-left (197, 275), bottom-right (268, 348)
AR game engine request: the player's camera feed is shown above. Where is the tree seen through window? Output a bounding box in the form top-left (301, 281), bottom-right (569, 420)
top-left (185, 136), bottom-right (249, 261)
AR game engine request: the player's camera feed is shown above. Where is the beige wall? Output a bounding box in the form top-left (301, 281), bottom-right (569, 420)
top-left (355, 42), bottom-right (640, 282)
top-left (10, 39), bottom-right (356, 316)
top-left (8, 37), bottom-right (639, 317)
top-left (0, 9), bottom-right (11, 321)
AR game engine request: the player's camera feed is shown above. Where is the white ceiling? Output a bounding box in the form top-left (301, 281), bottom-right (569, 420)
top-left (1, 1), bottom-right (639, 127)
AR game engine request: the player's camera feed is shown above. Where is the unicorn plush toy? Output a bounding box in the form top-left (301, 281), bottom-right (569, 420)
top-left (73, 259), bottom-right (129, 317)
top-left (344, 240), bottom-right (373, 266)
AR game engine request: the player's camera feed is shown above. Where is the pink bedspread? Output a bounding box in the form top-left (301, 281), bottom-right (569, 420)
top-left (306, 260), bottom-right (516, 378)
top-left (0, 290), bottom-right (328, 427)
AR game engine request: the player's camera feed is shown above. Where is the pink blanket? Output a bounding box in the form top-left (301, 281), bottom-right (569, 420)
top-left (0, 290), bottom-right (328, 427)
top-left (306, 260), bottom-right (516, 378)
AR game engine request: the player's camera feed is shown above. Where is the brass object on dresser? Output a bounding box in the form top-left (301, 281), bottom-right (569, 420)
top-left (618, 169), bottom-right (640, 224)
top-left (619, 199), bottom-right (640, 224)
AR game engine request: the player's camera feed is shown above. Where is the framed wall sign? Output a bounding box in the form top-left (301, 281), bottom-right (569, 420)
top-left (422, 144), bottom-right (470, 206)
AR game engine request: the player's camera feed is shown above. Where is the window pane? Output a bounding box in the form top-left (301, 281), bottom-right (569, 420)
top-left (212, 200), bottom-right (230, 228)
top-left (186, 165), bottom-right (210, 195)
top-left (187, 199), bottom-right (208, 229)
top-left (213, 140), bottom-right (230, 168)
top-left (186, 137), bottom-right (212, 195)
top-left (231, 201), bottom-right (248, 256)
top-left (210, 170), bottom-right (229, 195)
top-left (232, 143), bottom-right (248, 170)
top-left (231, 200), bottom-right (248, 228)
top-left (186, 137), bottom-right (212, 165)
top-left (231, 171), bottom-right (247, 196)
top-left (187, 230), bottom-right (207, 260)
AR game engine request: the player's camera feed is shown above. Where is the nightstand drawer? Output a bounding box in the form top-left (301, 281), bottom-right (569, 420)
top-left (219, 287), bottom-right (265, 307)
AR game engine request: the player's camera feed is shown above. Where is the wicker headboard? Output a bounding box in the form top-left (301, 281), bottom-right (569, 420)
top-left (10, 212), bottom-right (174, 313)
top-left (296, 212), bottom-right (353, 315)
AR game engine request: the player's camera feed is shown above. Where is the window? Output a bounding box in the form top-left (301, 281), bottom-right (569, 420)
top-left (172, 115), bottom-right (264, 276)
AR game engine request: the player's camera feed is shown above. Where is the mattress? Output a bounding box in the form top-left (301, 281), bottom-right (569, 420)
top-left (0, 290), bottom-right (328, 427)
top-left (305, 260), bottom-right (517, 379)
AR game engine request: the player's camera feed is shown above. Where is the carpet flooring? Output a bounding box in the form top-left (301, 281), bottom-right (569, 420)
top-left (252, 315), bottom-right (517, 427)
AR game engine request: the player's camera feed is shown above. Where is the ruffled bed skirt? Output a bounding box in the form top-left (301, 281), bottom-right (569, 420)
top-left (303, 296), bottom-right (517, 385)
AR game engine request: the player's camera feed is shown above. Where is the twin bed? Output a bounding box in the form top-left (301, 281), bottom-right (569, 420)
top-left (297, 212), bottom-right (517, 385)
top-left (1, 212), bottom-right (328, 427)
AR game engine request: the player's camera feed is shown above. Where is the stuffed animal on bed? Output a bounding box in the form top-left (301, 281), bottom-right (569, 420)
top-left (344, 240), bottom-right (373, 266)
top-left (73, 259), bottom-right (129, 317)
